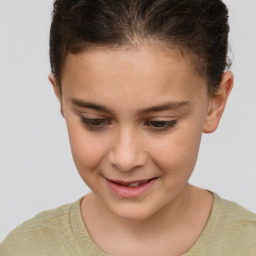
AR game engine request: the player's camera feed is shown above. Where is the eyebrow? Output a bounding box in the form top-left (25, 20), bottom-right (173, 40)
top-left (71, 98), bottom-right (190, 114)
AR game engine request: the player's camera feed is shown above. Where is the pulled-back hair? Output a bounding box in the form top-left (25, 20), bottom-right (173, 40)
top-left (49, 0), bottom-right (231, 96)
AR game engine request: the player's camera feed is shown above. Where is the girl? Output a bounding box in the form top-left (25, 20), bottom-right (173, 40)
top-left (1, 0), bottom-right (256, 255)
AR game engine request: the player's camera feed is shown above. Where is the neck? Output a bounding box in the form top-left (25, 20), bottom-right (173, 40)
top-left (85, 184), bottom-right (197, 235)
top-left (80, 184), bottom-right (213, 255)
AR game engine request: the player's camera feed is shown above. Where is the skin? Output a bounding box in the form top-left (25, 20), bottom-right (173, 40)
top-left (49, 43), bottom-right (233, 255)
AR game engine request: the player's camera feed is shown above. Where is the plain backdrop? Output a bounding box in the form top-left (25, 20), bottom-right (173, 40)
top-left (0, 0), bottom-right (256, 242)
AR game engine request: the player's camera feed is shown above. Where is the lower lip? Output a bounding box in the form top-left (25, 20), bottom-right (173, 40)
top-left (106, 178), bottom-right (158, 199)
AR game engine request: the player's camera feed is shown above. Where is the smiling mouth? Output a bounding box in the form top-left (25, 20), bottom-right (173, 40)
top-left (105, 177), bottom-right (159, 198)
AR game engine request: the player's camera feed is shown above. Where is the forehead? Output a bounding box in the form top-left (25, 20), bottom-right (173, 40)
top-left (61, 44), bottom-right (208, 107)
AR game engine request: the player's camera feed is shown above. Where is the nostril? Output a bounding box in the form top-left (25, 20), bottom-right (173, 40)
top-left (108, 148), bottom-right (138, 171)
top-left (108, 149), bottom-right (147, 172)
top-left (108, 131), bottom-right (148, 171)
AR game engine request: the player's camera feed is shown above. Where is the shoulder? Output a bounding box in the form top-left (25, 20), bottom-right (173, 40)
top-left (0, 201), bottom-right (79, 256)
top-left (220, 194), bottom-right (256, 230)
top-left (221, 196), bottom-right (256, 221)
top-left (186, 192), bottom-right (256, 256)
top-left (211, 193), bottom-right (256, 255)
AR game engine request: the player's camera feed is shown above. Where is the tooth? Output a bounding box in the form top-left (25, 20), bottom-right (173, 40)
top-left (129, 183), bottom-right (140, 187)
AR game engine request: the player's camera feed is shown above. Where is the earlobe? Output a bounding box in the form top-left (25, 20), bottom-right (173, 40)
top-left (48, 73), bottom-right (61, 103)
top-left (203, 71), bottom-right (234, 133)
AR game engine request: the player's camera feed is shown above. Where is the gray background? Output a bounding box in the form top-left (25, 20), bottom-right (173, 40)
top-left (0, 0), bottom-right (256, 241)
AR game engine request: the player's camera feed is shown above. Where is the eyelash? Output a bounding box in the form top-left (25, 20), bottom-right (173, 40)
top-left (80, 117), bottom-right (177, 132)
top-left (144, 120), bottom-right (177, 132)
top-left (80, 117), bottom-right (111, 131)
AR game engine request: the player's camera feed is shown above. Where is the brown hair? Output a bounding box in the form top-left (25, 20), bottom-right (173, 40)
top-left (49, 0), bottom-right (231, 95)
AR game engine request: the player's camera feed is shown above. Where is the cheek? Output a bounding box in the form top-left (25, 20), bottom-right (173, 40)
top-left (149, 128), bottom-right (202, 178)
top-left (66, 124), bottom-right (107, 173)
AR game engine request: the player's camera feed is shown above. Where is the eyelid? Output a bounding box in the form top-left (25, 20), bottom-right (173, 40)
top-left (80, 112), bottom-right (110, 119)
top-left (81, 116), bottom-right (111, 122)
top-left (79, 113), bottom-right (178, 133)
top-left (144, 119), bottom-right (178, 132)
top-left (80, 116), bottom-right (112, 130)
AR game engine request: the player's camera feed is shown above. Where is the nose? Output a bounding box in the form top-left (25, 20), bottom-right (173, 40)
top-left (108, 127), bottom-right (148, 172)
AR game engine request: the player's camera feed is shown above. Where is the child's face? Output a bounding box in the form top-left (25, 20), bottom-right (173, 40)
top-left (51, 44), bottom-right (229, 221)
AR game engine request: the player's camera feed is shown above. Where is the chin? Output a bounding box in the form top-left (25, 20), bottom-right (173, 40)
top-left (109, 203), bottom-right (157, 222)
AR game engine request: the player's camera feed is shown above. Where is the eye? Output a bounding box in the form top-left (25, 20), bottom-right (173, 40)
top-left (81, 116), bottom-right (111, 130)
top-left (144, 120), bottom-right (177, 132)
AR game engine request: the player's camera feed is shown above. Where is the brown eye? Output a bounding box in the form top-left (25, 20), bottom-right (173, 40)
top-left (145, 120), bottom-right (177, 131)
top-left (81, 116), bottom-right (111, 130)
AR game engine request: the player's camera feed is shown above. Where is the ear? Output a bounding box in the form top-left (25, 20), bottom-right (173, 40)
top-left (203, 71), bottom-right (234, 133)
top-left (48, 73), bottom-right (61, 102)
top-left (48, 73), bottom-right (64, 116)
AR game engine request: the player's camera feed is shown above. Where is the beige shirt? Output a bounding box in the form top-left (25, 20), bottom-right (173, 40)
top-left (1, 193), bottom-right (256, 256)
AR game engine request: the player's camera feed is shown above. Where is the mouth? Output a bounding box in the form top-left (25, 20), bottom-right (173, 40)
top-left (106, 177), bottom-right (159, 198)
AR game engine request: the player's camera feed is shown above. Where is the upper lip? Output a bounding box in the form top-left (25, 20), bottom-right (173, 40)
top-left (106, 177), bottom-right (158, 185)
